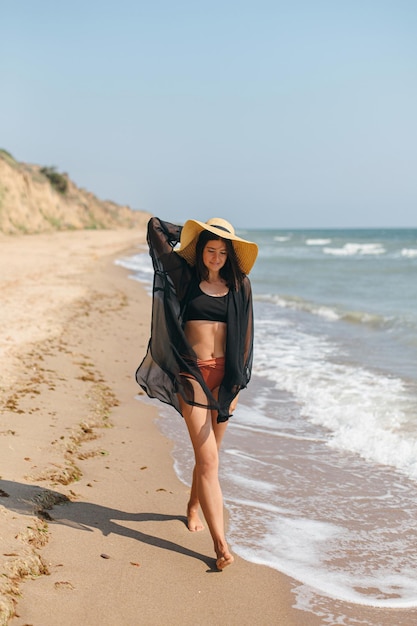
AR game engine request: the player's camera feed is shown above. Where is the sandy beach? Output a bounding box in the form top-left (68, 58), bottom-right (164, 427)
top-left (0, 229), bottom-right (307, 626)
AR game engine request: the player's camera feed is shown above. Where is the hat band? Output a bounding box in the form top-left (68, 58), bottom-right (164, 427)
top-left (211, 224), bottom-right (232, 234)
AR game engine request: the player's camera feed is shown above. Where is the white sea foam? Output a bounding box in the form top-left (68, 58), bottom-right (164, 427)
top-left (305, 238), bottom-right (332, 245)
top-left (256, 293), bottom-right (388, 328)
top-left (401, 248), bottom-right (417, 258)
top-left (323, 242), bottom-right (385, 256)
top-left (115, 252), bottom-right (153, 293)
top-left (293, 583), bottom-right (417, 625)
top-left (254, 318), bottom-right (417, 481)
top-left (274, 235), bottom-right (291, 242)
top-left (226, 496), bottom-right (293, 516)
top-left (228, 472), bottom-right (277, 494)
top-left (231, 422), bottom-right (326, 442)
top-left (225, 448), bottom-right (273, 467)
top-left (116, 251), bottom-right (152, 275)
top-left (229, 399), bottom-right (289, 431)
top-left (263, 293), bottom-right (342, 321)
top-left (228, 513), bottom-right (417, 609)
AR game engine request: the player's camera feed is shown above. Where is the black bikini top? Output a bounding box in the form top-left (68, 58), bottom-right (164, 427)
top-left (184, 283), bottom-right (229, 323)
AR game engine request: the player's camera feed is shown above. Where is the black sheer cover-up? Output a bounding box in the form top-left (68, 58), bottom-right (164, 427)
top-left (135, 217), bottom-right (255, 423)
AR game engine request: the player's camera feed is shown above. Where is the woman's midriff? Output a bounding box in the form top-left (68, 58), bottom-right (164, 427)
top-left (184, 320), bottom-right (227, 360)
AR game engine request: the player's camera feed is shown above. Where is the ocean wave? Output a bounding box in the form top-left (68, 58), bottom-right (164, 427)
top-left (254, 320), bottom-right (417, 481)
top-left (323, 242), bottom-right (385, 256)
top-left (231, 422), bottom-right (327, 442)
top-left (231, 515), bottom-right (417, 609)
top-left (255, 293), bottom-right (385, 327)
top-left (305, 238), bottom-right (332, 246)
top-left (274, 235), bottom-right (291, 242)
top-left (255, 293), bottom-right (340, 321)
top-left (115, 252), bottom-right (153, 294)
top-left (115, 251), bottom-right (152, 274)
top-left (401, 248), bottom-right (417, 258)
top-left (340, 310), bottom-right (386, 326)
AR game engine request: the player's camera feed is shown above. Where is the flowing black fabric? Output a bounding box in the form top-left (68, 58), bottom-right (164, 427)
top-left (135, 217), bottom-right (254, 423)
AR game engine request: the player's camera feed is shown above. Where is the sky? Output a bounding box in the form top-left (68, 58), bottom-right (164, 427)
top-left (1, 1), bottom-right (416, 229)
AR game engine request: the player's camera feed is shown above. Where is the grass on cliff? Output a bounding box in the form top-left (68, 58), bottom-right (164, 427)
top-left (0, 148), bottom-right (17, 167)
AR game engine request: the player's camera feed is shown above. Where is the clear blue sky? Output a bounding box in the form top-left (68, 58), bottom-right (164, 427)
top-left (1, 1), bottom-right (416, 228)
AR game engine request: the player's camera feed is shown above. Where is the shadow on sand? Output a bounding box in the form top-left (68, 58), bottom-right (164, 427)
top-left (0, 479), bottom-right (217, 571)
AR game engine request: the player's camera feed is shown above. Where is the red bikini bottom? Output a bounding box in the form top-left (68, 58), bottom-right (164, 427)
top-left (181, 356), bottom-right (225, 392)
top-left (196, 356), bottom-right (225, 391)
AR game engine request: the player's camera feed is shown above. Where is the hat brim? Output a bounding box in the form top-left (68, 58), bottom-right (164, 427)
top-left (175, 219), bottom-right (258, 275)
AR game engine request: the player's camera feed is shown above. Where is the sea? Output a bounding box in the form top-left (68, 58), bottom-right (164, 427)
top-left (117, 228), bottom-right (417, 624)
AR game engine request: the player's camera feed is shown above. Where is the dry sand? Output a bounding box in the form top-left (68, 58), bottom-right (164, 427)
top-left (0, 229), bottom-right (308, 626)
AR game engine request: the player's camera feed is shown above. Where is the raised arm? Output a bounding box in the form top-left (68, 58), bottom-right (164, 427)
top-left (147, 217), bottom-right (182, 259)
top-left (147, 217), bottom-right (191, 300)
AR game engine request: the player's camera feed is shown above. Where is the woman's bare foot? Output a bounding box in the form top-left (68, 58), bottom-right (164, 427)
top-left (187, 504), bottom-right (205, 532)
top-left (216, 552), bottom-right (234, 570)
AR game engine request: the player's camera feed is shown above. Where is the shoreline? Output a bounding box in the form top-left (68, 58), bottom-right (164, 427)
top-left (0, 230), bottom-right (305, 625)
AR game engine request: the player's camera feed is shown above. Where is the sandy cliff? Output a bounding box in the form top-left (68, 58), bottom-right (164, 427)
top-left (0, 150), bottom-right (150, 234)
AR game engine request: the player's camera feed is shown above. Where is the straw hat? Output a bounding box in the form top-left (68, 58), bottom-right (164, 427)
top-left (175, 217), bottom-right (258, 275)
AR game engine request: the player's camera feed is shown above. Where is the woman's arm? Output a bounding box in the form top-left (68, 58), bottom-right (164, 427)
top-left (147, 217), bottom-right (182, 258)
top-left (242, 277), bottom-right (254, 363)
top-left (147, 217), bottom-right (191, 300)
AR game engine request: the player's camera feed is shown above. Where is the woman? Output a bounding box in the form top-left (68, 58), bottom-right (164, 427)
top-left (136, 216), bottom-right (258, 570)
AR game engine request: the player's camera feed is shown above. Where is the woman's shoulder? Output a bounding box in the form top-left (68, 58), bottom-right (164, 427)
top-left (236, 275), bottom-right (253, 304)
top-left (239, 275), bottom-right (252, 292)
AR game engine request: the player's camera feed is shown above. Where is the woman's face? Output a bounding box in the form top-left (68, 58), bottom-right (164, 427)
top-left (202, 239), bottom-right (228, 273)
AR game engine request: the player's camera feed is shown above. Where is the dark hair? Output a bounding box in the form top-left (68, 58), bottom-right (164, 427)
top-left (195, 230), bottom-right (245, 290)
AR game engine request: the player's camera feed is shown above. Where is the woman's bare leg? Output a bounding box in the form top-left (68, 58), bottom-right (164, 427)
top-left (187, 467), bottom-right (204, 531)
top-left (186, 388), bottom-right (229, 532)
top-left (180, 395), bottom-right (233, 569)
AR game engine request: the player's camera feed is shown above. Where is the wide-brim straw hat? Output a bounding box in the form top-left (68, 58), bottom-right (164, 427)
top-left (175, 217), bottom-right (258, 275)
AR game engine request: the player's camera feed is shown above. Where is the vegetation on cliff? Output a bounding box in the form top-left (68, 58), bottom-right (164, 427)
top-left (39, 166), bottom-right (68, 195)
